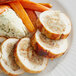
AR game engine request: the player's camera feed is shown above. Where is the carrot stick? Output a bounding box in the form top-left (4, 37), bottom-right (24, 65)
top-left (39, 3), bottom-right (52, 8)
top-left (0, 0), bottom-right (16, 4)
top-left (25, 0), bottom-right (37, 29)
top-left (25, 3), bottom-right (52, 29)
top-left (20, 0), bottom-right (50, 12)
top-left (0, 0), bottom-right (52, 8)
top-left (9, 1), bottom-right (35, 32)
top-left (25, 9), bottom-right (37, 29)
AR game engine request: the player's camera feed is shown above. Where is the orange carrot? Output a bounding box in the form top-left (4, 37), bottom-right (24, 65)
top-left (20, 0), bottom-right (50, 12)
top-left (0, 0), bottom-right (16, 4)
top-left (39, 3), bottom-right (52, 8)
top-left (9, 1), bottom-right (35, 32)
top-left (25, 3), bottom-right (52, 29)
top-left (25, 0), bottom-right (37, 29)
top-left (0, 0), bottom-right (52, 8)
top-left (0, 5), bottom-right (10, 14)
top-left (25, 9), bottom-right (37, 29)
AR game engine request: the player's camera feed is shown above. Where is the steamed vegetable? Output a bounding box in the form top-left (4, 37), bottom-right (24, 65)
top-left (9, 1), bottom-right (35, 32)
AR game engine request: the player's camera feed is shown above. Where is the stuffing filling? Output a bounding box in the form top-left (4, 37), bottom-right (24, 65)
top-left (42, 11), bottom-right (66, 34)
top-left (39, 34), bottom-right (59, 48)
top-left (5, 43), bottom-right (20, 71)
top-left (19, 39), bottom-right (44, 65)
top-left (27, 47), bottom-right (43, 65)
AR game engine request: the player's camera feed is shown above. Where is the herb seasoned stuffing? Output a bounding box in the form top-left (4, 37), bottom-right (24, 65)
top-left (0, 8), bottom-right (29, 38)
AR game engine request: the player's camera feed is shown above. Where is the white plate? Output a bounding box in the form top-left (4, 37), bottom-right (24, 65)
top-left (1, 0), bottom-right (76, 76)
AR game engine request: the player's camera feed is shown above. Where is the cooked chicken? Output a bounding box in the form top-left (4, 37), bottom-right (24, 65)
top-left (0, 37), bottom-right (7, 73)
top-left (0, 38), bottom-right (24, 76)
top-left (36, 10), bottom-right (71, 40)
top-left (14, 38), bottom-right (48, 73)
top-left (31, 30), bottom-right (68, 59)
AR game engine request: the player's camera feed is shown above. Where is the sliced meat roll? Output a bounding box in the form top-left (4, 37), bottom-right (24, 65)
top-left (0, 37), bottom-right (7, 73)
top-left (36, 10), bottom-right (71, 40)
top-left (31, 30), bottom-right (68, 59)
top-left (0, 38), bottom-right (24, 76)
top-left (14, 38), bottom-right (48, 73)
